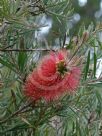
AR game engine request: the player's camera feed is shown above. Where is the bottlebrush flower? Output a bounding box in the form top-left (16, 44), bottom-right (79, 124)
top-left (24, 50), bottom-right (81, 101)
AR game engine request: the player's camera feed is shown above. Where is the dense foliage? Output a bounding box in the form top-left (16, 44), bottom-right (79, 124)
top-left (0, 0), bottom-right (102, 135)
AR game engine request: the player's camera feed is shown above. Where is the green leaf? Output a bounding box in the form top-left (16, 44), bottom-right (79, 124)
top-left (18, 37), bottom-right (27, 72)
top-left (73, 120), bottom-right (81, 136)
top-left (88, 82), bottom-right (102, 88)
top-left (84, 50), bottom-right (90, 80)
top-left (18, 51), bottom-right (27, 72)
top-left (93, 52), bottom-right (97, 77)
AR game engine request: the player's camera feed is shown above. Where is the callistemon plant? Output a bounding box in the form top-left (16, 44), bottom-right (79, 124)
top-left (24, 50), bottom-right (81, 101)
top-left (0, 0), bottom-right (102, 135)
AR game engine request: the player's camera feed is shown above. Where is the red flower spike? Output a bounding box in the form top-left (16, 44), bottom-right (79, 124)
top-left (24, 50), bottom-right (81, 101)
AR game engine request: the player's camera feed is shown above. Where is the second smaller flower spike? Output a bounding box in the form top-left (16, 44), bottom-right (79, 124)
top-left (24, 50), bottom-right (81, 102)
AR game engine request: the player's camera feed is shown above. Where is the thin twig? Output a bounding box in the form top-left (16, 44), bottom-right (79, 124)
top-left (0, 48), bottom-right (55, 52)
top-left (87, 77), bottom-right (102, 84)
top-left (62, 33), bottom-right (67, 47)
top-left (0, 101), bottom-right (34, 124)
